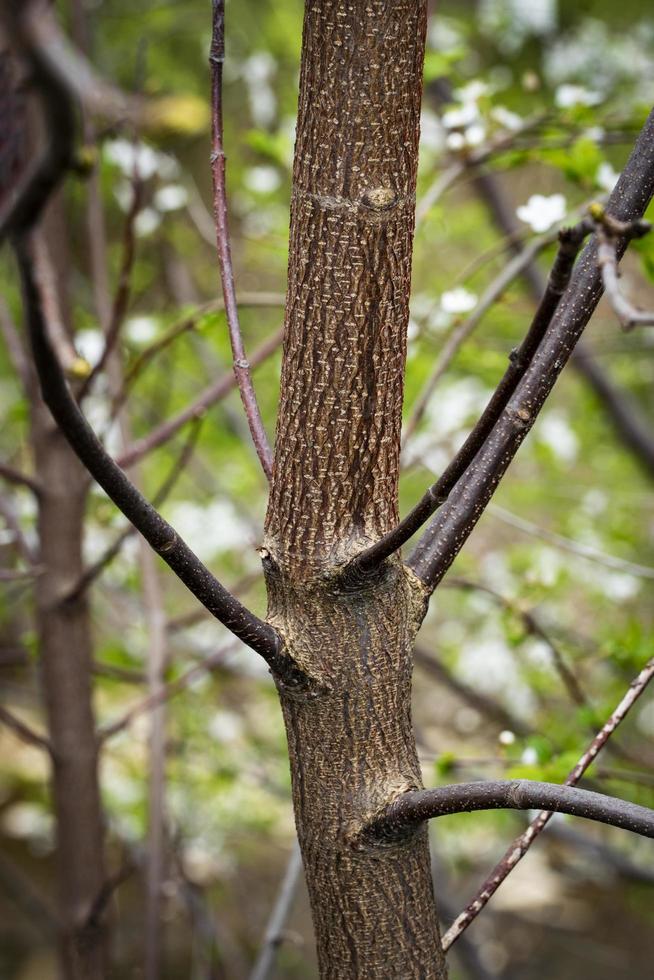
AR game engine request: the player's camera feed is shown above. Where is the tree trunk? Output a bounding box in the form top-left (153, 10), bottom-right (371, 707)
top-left (29, 200), bottom-right (107, 979)
top-left (32, 403), bottom-right (107, 979)
top-left (264, 3), bottom-right (448, 976)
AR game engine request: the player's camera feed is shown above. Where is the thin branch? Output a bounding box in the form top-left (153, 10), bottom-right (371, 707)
top-left (209, 1), bottom-right (273, 480)
top-left (249, 840), bottom-right (304, 980)
top-left (489, 504), bottom-right (654, 580)
top-left (32, 230), bottom-right (79, 372)
top-left (64, 417), bottom-right (202, 601)
top-left (443, 577), bottom-right (589, 710)
top-left (595, 209), bottom-right (654, 330)
top-left (414, 645), bottom-right (531, 736)
top-left (0, 704), bottom-right (52, 753)
top-left (440, 654), bottom-right (654, 949)
top-left (347, 218), bottom-right (593, 578)
top-left (16, 235), bottom-right (295, 677)
top-left (99, 639), bottom-right (239, 742)
top-left (408, 108), bottom-right (654, 591)
top-left (117, 326), bottom-right (283, 470)
top-left (369, 779), bottom-right (654, 842)
top-left (0, 491), bottom-right (39, 566)
top-left (472, 167), bottom-right (654, 479)
top-left (402, 227), bottom-right (569, 445)
top-left (123, 291), bottom-right (285, 390)
top-left (80, 172), bottom-right (143, 397)
top-left (0, 460), bottom-right (41, 496)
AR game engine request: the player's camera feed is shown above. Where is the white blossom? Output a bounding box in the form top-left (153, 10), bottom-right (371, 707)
top-left (440, 287), bottom-right (478, 314)
top-left (243, 165), bottom-right (281, 194)
top-left (442, 102), bottom-right (479, 130)
top-left (537, 411), bottom-right (579, 463)
top-left (516, 193), bottom-right (567, 233)
top-left (596, 161), bottom-right (619, 192)
top-left (154, 184), bottom-right (189, 211)
top-left (554, 83), bottom-right (603, 108)
top-left (125, 315), bottom-right (159, 345)
top-left (134, 208), bottom-right (162, 237)
top-left (491, 105), bottom-right (523, 131)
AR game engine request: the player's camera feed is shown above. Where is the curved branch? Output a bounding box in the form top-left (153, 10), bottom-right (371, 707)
top-left (369, 779), bottom-right (654, 842)
top-left (209, 0), bottom-right (273, 480)
top-left (15, 237), bottom-right (296, 677)
top-left (473, 166), bottom-right (654, 478)
top-left (408, 108), bottom-right (654, 591)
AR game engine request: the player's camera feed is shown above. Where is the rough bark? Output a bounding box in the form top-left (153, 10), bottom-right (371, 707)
top-left (264, 3), bottom-right (447, 977)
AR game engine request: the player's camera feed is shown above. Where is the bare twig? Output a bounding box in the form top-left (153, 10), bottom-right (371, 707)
top-left (489, 504), bottom-right (654, 580)
top-left (347, 218), bottom-right (593, 578)
top-left (209, 1), bottom-right (273, 480)
top-left (0, 704), bottom-right (52, 753)
top-left (117, 326), bottom-right (283, 470)
top-left (99, 640), bottom-right (239, 742)
top-left (440, 654), bottom-right (654, 949)
top-left (249, 841), bottom-right (304, 980)
top-left (0, 460), bottom-right (40, 496)
top-left (0, 296), bottom-right (34, 395)
top-left (594, 208), bottom-right (654, 330)
top-left (408, 109), bottom-right (654, 591)
top-left (80, 172), bottom-right (143, 397)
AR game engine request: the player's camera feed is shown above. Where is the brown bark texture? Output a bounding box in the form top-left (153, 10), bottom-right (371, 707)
top-left (264, 3), bottom-right (447, 977)
top-left (29, 202), bottom-right (107, 980)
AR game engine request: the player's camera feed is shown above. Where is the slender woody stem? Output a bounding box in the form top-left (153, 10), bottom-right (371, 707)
top-left (440, 654), bottom-right (654, 949)
top-left (348, 218), bottom-right (593, 576)
top-left (15, 236), bottom-right (290, 674)
top-left (249, 841), bottom-right (304, 980)
top-left (117, 326), bottom-right (283, 470)
top-left (369, 780), bottom-right (654, 842)
top-left (209, 0), bottom-right (273, 480)
top-left (0, 704), bottom-right (52, 753)
top-left (408, 108), bottom-right (654, 591)
top-left (594, 210), bottom-right (654, 330)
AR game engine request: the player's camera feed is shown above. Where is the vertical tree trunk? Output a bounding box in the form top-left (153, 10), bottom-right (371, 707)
top-left (31, 403), bottom-right (107, 979)
top-left (264, 3), bottom-right (448, 976)
top-left (28, 202), bottom-right (107, 979)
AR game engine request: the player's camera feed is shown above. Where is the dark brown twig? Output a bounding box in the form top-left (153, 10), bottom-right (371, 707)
top-left (209, 0), bottom-right (273, 480)
top-left (370, 779), bottom-right (654, 843)
top-left (408, 109), bottom-right (654, 591)
top-left (347, 218), bottom-right (593, 578)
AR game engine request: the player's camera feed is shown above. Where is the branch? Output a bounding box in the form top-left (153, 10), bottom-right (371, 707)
top-left (249, 841), bottom-right (304, 980)
top-left (347, 218), bottom-right (593, 578)
top-left (99, 640), bottom-right (239, 742)
top-left (402, 229), bottom-right (564, 445)
top-left (0, 704), bottom-right (52, 753)
top-left (117, 325), bottom-right (283, 470)
top-left (440, 653), bottom-right (654, 949)
top-left (209, 0), bottom-right (273, 480)
top-left (408, 108), bottom-right (654, 591)
top-left (17, 236), bottom-right (300, 676)
top-left (0, 2), bottom-right (75, 243)
top-left (64, 416), bottom-right (202, 601)
top-left (489, 504), bottom-right (654, 580)
top-left (472, 167), bottom-right (654, 479)
top-left (594, 208), bottom-right (654, 330)
top-left (0, 460), bottom-right (41, 496)
top-left (368, 779), bottom-right (654, 842)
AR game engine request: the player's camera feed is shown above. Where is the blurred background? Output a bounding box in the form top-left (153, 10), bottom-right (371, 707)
top-left (1, 0), bottom-right (654, 976)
